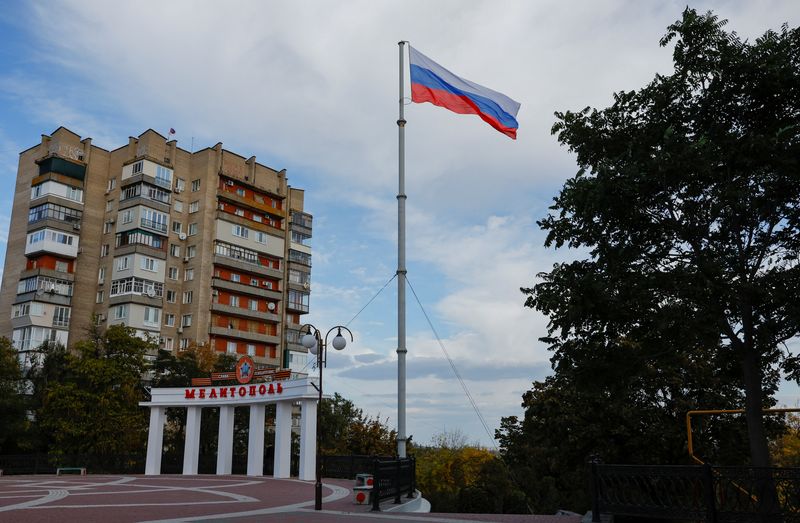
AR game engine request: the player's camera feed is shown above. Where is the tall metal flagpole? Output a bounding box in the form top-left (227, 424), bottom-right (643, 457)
top-left (396, 40), bottom-right (407, 458)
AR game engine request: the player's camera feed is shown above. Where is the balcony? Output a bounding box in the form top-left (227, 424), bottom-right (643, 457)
top-left (38, 156), bottom-right (85, 181)
top-left (116, 229), bottom-right (167, 259)
top-left (288, 249), bottom-right (311, 267)
top-left (211, 277), bottom-right (282, 300)
top-left (140, 218), bottom-right (168, 234)
top-left (28, 203), bottom-right (82, 227)
top-left (285, 328), bottom-right (304, 351)
top-left (209, 325), bottom-right (280, 345)
top-left (217, 186), bottom-right (286, 218)
top-left (213, 242), bottom-right (283, 279)
top-left (110, 277), bottom-right (164, 299)
top-left (25, 229), bottom-right (79, 259)
top-left (211, 301), bottom-right (279, 321)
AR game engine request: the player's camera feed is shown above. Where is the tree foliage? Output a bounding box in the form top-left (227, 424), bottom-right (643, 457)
top-left (524, 8), bottom-right (800, 471)
top-left (318, 392), bottom-right (397, 456)
top-left (0, 338), bottom-right (27, 454)
top-left (36, 325), bottom-right (154, 456)
top-left (415, 430), bottom-right (528, 514)
top-left (151, 343), bottom-right (239, 460)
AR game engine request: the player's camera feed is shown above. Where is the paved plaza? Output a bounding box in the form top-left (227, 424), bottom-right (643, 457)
top-left (0, 475), bottom-right (581, 523)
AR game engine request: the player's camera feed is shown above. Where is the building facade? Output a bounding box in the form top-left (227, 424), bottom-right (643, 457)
top-left (0, 127), bottom-right (313, 371)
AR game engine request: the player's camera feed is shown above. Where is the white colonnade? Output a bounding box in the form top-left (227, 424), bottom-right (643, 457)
top-left (141, 377), bottom-right (319, 479)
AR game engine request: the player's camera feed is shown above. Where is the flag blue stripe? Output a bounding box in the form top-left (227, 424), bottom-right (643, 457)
top-left (410, 65), bottom-right (519, 130)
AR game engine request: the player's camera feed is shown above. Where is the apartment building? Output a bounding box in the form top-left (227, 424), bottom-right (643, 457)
top-left (0, 127), bottom-right (313, 371)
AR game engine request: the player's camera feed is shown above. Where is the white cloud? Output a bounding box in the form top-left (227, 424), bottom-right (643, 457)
top-left (2, 0), bottom-right (799, 446)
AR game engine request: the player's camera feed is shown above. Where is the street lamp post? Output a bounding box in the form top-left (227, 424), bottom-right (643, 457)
top-left (301, 324), bottom-right (353, 511)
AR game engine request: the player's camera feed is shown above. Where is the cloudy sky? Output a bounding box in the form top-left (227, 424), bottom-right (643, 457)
top-left (1, 0), bottom-right (798, 447)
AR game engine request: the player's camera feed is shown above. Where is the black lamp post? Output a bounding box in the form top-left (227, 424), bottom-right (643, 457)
top-left (301, 324), bottom-right (353, 511)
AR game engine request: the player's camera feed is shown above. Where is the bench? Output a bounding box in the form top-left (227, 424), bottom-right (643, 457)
top-left (56, 467), bottom-right (86, 476)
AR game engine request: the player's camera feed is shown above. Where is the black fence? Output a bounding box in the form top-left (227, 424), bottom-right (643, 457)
top-left (371, 457), bottom-right (416, 511)
top-left (591, 463), bottom-right (800, 522)
top-left (320, 455), bottom-right (392, 479)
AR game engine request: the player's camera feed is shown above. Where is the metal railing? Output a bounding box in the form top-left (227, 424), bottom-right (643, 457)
top-left (321, 455), bottom-right (393, 479)
top-left (140, 218), bottom-right (168, 233)
top-left (591, 462), bottom-right (800, 522)
top-left (371, 457), bottom-right (416, 511)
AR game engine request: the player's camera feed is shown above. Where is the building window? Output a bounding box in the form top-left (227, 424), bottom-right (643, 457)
top-left (113, 304), bottom-right (128, 320)
top-left (250, 277), bottom-right (258, 286)
top-left (98, 267), bottom-right (105, 283)
top-left (172, 221), bottom-right (182, 233)
top-left (143, 307), bottom-right (161, 327)
top-left (140, 257), bottom-right (158, 272)
top-left (184, 268), bottom-right (194, 281)
top-left (52, 307), bottom-right (70, 327)
top-left (67, 186), bottom-right (82, 202)
top-left (231, 273), bottom-right (240, 283)
top-left (235, 208), bottom-right (244, 217)
top-left (168, 266), bottom-right (178, 280)
top-left (191, 179), bottom-right (201, 192)
top-left (164, 337), bottom-right (173, 350)
top-left (256, 231), bottom-right (267, 244)
top-left (182, 314), bottom-right (192, 327)
top-left (28, 230), bottom-right (45, 244)
top-left (121, 209), bottom-right (133, 224)
top-left (189, 201), bottom-right (199, 213)
top-left (103, 221), bottom-right (113, 234)
top-left (107, 178), bottom-right (116, 191)
top-left (106, 200), bottom-right (114, 212)
top-left (174, 200), bottom-right (183, 213)
top-left (232, 224), bottom-right (249, 239)
top-left (165, 313), bottom-right (175, 327)
top-left (55, 260), bottom-right (69, 272)
top-left (236, 188), bottom-right (245, 197)
top-left (183, 291), bottom-right (193, 304)
top-left (179, 338), bottom-right (189, 350)
top-left (155, 165), bottom-right (173, 188)
top-left (249, 298), bottom-right (258, 311)
top-left (247, 344), bottom-right (255, 356)
top-left (117, 256), bottom-right (130, 271)
top-left (188, 223), bottom-right (198, 235)
top-left (132, 160), bottom-right (143, 174)
top-left (96, 290), bottom-right (104, 303)
top-left (101, 244), bottom-right (109, 257)
top-left (166, 290), bottom-right (176, 303)
top-left (227, 341), bottom-right (237, 354)
top-left (170, 244), bottom-right (181, 257)
top-left (175, 177), bottom-right (186, 192)
top-left (230, 295), bottom-right (239, 307)
top-left (253, 214), bottom-right (262, 223)
top-left (186, 245), bottom-right (196, 258)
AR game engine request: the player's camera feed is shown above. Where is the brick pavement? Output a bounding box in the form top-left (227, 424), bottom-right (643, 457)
top-left (0, 475), bottom-right (581, 523)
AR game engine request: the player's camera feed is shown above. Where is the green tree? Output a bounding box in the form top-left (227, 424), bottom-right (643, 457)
top-left (318, 392), bottom-right (397, 456)
top-left (527, 8), bottom-right (800, 471)
top-left (38, 325), bottom-right (153, 455)
top-left (0, 338), bottom-right (27, 453)
top-left (415, 431), bottom-right (521, 513)
top-left (151, 343), bottom-right (237, 467)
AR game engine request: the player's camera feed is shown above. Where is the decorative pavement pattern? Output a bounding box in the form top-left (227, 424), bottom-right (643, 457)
top-left (0, 475), bottom-right (581, 523)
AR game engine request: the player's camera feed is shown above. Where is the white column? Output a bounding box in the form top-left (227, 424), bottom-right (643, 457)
top-left (274, 400), bottom-right (293, 478)
top-left (298, 399), bottom-right (317, 481)
top-left (183, 406), bottom-right (202, 475)
top-left (247, 404), bottom-right (266, 476)
top-left (217, 406), bottom-right (235, 475)
top-left (145, 407), bottom-right (166, 475)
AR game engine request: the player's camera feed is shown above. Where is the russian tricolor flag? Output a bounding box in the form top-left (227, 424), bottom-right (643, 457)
top-left (409, 46), bottom-right (521, 139)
